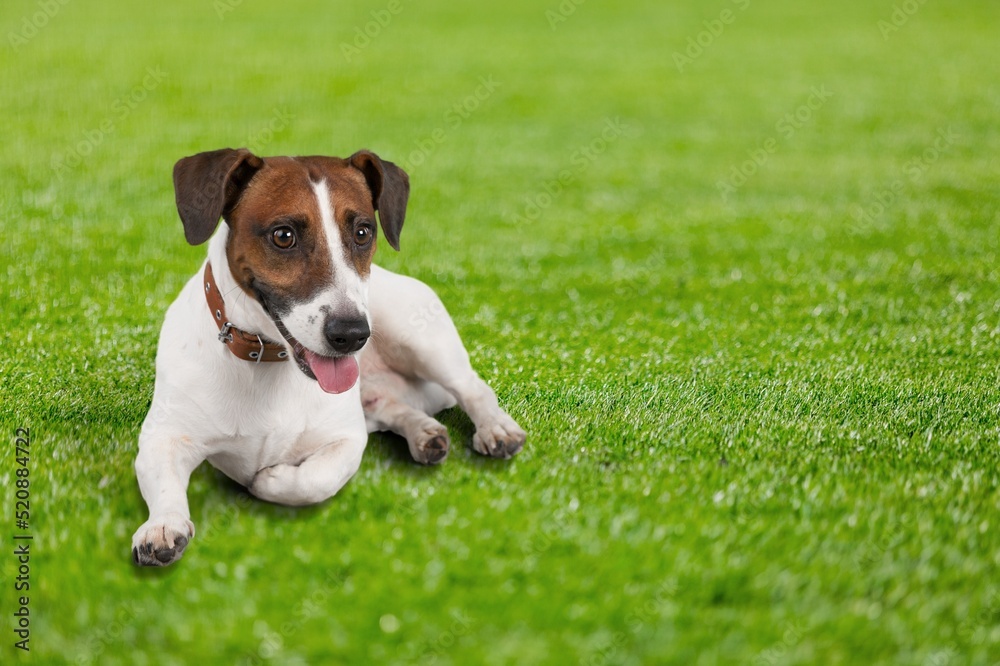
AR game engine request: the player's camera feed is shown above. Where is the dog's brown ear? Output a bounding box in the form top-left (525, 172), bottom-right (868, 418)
top-left (173, 148), bottom-right (264, 245)
top-left (350, 150), bottom-right (409, 251)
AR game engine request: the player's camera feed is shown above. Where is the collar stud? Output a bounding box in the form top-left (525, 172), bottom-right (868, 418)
top-left (203, 263), bottom-right (290, 363)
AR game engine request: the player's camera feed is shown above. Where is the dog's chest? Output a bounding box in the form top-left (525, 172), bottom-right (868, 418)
top-left (201, 386), bottom-right (364, 485)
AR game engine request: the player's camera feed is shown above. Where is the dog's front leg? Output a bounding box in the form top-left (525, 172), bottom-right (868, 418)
top-left (440, 372), bottom-right (527, 459)
top-left (249, 437), bottom-right (366, 507)
top-left (131, 433), bottom-right (203, 566)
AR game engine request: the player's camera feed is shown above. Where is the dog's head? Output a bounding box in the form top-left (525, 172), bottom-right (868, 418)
top-left (172, 148), bottom-right (409, 393)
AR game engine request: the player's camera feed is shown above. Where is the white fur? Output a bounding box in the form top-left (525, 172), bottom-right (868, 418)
top-left (280, 180), bottom-right (369, 354)
top-left (132, 175), bottom-right (525, 567)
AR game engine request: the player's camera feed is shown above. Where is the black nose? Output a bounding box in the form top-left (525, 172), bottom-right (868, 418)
top-left (324, 318), bottom-right (370, 354)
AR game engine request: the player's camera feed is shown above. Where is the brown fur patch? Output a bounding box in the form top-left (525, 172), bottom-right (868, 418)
top-left (301, 157), bottom-right (378, 278)
top-left (224, 156), bottom-right (379, 311)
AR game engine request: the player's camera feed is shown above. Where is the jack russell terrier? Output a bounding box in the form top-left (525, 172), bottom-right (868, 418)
top-left (132, 148), bottom-right (526, 566)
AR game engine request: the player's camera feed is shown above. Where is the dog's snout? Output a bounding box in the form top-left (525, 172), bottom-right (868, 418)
top-left (325, 318), bottom-right (370, 354)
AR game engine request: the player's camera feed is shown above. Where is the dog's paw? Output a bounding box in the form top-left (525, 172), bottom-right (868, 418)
top-left (472, 414), bottom-right (526, 459)
top-left (131, 513), bottom-right (195, 567)
top-left (409, 422), bottom-right (450, 465)
top-left (250, 463), bottom-right (324, 506)
top-left (249, 464), bottom-right (297, 504)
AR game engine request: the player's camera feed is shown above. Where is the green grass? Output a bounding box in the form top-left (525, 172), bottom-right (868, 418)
top-left (2, 0), bottom-right (1000, 663)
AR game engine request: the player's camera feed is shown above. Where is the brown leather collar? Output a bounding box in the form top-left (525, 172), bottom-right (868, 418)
top-left (203, 263), bottom-right (289, 363)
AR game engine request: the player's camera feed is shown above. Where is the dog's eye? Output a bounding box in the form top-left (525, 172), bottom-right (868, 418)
top-left (271, 227), bottom-right (296, 249)
top-left (354, 226), bottom-right (373, 246)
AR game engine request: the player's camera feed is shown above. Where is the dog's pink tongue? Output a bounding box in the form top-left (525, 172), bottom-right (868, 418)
top-left (304, 351), bottom-right (359, 394)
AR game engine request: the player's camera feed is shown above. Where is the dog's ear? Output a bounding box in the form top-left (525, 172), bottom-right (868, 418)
top-left (173, 148), bottom-right (264, 245)
top-left (350, 150), bottom-right (409, 251)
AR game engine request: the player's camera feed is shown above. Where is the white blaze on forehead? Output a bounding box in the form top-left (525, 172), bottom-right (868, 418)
top-left (313, 179), bottom-right (367, 312)
top-left (277, 180), bottom-right (370, 355)
top-left (313, 179), bottom-right (337, 251)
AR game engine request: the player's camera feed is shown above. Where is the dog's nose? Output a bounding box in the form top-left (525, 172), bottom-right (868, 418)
top-left (324, 318), bottom-right (370, 354)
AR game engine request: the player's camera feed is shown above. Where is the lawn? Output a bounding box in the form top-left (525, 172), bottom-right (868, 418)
top-left (2, 0), bottom-right (999, 663)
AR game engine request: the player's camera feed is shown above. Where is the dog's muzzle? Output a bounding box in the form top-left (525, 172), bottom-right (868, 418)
top-left (269, 315), bottom-right (362, 395)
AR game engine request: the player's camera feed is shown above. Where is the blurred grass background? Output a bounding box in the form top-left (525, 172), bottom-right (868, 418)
top-left (1, 0), bottom-right (999, 663)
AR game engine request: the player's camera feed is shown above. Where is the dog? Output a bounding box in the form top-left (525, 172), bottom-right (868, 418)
top-left (131, 148), bottom-right (526, 566)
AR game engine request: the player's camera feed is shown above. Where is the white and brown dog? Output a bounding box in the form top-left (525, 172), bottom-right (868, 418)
top-left (131, 148), bottom-right (526, 566)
